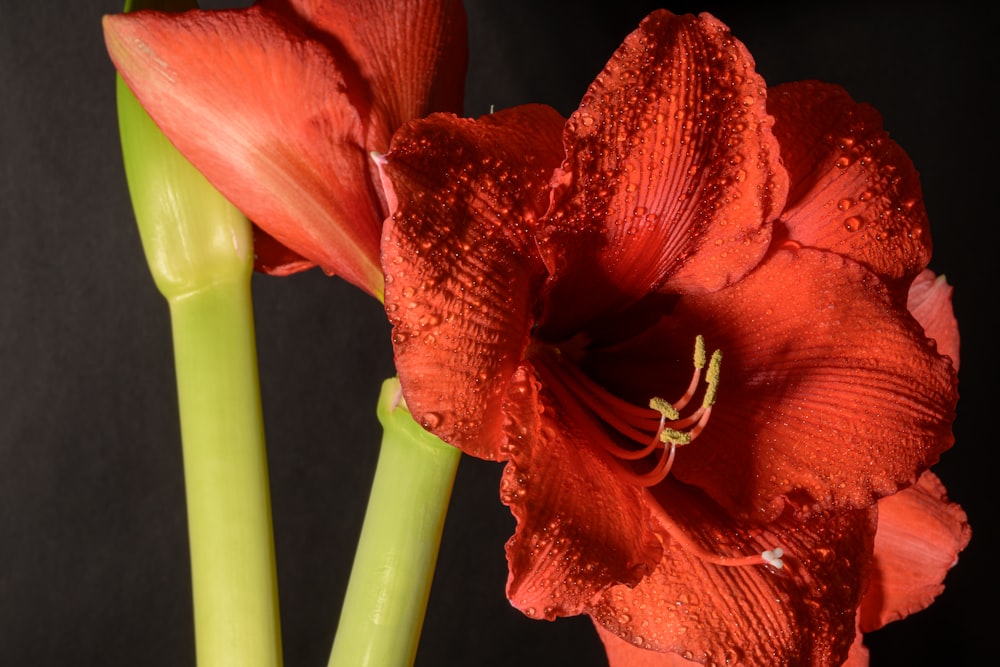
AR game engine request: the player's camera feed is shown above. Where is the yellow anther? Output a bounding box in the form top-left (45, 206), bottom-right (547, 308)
top-left (649, 396), bottom-right (679, 421)
top-left (659, 428), bottom-right (692, 445)
top-left (703, 349), bottom-right (722, 408)
top-left (693, 334), bottom-right (706, 370)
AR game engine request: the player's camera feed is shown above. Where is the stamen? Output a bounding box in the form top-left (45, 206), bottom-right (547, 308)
top-left (702, 349), bottom-right (722, 408)
top-left (535, 336), bottom-right (723, 489)
top-left (649, 396), bottom-right (679, 421)
top-left (630, 440), bottom-right (678, 487)
top-left (672, 335), bottom-right (706, 412)
top-left (659, 428), bottom-right (692, 445)
top-left (547, 358), bottom-right (662, 450)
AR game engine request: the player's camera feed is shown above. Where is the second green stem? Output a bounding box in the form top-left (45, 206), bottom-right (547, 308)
top-left (327, 378), bottom-right (462, 667)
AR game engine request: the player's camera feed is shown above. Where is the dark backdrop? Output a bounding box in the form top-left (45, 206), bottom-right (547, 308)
top-left (2, 1), bottom-right (994, 665)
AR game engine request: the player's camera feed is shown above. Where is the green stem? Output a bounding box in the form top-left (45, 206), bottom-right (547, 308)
top-left (328, 378), bottom-right (462, 667)
top-left (114, 32), bottom-right (282, 665)
top-left (169, 277), bottom-right (282, 667)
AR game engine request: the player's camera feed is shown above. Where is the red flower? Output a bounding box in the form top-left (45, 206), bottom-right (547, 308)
top-left (380, 10), bottom-right (963, 666)
top-left (103, 0), bottom-right (468, 299)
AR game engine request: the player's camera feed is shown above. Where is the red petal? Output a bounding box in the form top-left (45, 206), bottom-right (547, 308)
top-left (907, 269), bottom-right (960, 370)
top-left (595, 623), bottom-right (693, 667)
top-left (584, 248), bottom-right (958, 520)
top-left (859, 471), bottom-right (970, 632)
top-left (842, 634), bottom-right (870, 667)
top-left (382, 107), bottom-right (565, 459)
top-left (769, 82), bottom-right (931, 297)
top-left (276, 0), bottom-right (467, 149)
top-left (537, 11), bottom-right (787, 337)
top-left (501, 366), bottom-right (663, 619)
top-left (591, 482), bottom-right (875, 666)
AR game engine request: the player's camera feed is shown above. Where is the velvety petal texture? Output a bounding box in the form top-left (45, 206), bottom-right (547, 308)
top-left (858, 471), bottom-right (970, 632)
top-left (593, 487), bottom-right (876, 666)
top-left (281, 0), bottom-right (467, 147)
top-left (383, 106), bottom-right (566, 459)
top-left (500, 366), bottom-right (663, 618)
top-left (907, 269), bottom-right (960, 368)
top-left (537, 12), bottom-right (787, 337)
top-left (380, 8), bottom-right (963, 666)
top-left (768, 81), bottom-right (931, 298)
top-left (104, 0), bottom-right (467, 298)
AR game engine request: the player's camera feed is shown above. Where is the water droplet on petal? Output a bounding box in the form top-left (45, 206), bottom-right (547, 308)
top-left (421, 412), bottom-right (443, 429)
top-left (843, 216), bottom-right (866, 232)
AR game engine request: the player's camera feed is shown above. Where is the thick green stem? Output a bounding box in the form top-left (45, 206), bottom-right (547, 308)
top-left (328, 378), bottom-right (462, 667)
top-left (114, 32), bottom-right (282, 666)
top-left (169, 277), bottom-right (282, 667)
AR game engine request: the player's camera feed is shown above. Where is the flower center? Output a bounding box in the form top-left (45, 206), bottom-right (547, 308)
top-left (536, 335), bottom-right (785, 571)
top-left (541, 335), bottom-right (719, 488)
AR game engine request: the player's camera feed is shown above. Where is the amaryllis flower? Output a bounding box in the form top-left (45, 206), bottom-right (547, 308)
top-left (103, 0), bottom-right (467, 299)
top-left (380, 10), bottom-right (963, 666)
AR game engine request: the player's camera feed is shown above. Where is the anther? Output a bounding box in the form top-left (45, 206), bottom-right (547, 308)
top-left (702, 349), bottom-right (722, 408)
top-left (659, 428), bottom-right (692, 445)
top-left (674, 336), bottom-right (708, 412)
top-left (649, 396), bottom-right (679, 421)
top-left (693, 334), bottom-right (707, 370)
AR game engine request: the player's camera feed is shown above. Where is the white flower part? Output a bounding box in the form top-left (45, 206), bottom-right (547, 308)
top-left (761, 548), bottom-right (784, 569)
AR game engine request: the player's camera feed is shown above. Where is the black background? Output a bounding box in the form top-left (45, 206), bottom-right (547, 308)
top-left (2, 1), bottom-right (995, 665)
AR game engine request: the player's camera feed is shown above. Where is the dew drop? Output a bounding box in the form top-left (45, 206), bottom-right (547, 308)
top-left (843, 216), bottom-right (866, 232)
top-left (419, 313), bottom-right (441, 327)
top-left (837, 198), bottom-right (853, 211)
top-left (421, 412), bottom-right (443, 429)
